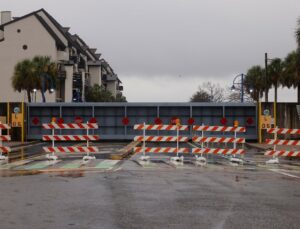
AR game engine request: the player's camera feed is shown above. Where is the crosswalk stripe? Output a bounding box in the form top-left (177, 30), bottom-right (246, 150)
top-left (25, 160), bottom-right (61, 170)
top-left (61, 160), bottom-right (83, 169)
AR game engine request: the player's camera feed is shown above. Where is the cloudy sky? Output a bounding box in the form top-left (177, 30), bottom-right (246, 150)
top-left (1, 0), bottom-right (300, 102)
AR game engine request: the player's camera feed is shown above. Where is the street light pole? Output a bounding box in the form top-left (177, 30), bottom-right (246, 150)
top-left (265, 53), bottom-right (268, 102)
top-left (241, 74), bottom-right (244, 103)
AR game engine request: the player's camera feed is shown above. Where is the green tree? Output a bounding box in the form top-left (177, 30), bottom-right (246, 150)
top-left (282, 51), bottom-right (297, 89)
top-left (294, 19), bottom-right (300, 102)
top-left (244, 66), bottom-right (265, 102)
top-left (190, 89), bottom-right (211, 102)
top-left (115, 92), bottom-right (127, 102)
top-left (268, 58), bottom-right (284, 104)
top-left (11, 59), bottom-right (35, 102)
top-left (32, 56), bottom-right (57, 102)
top-left (85, 84), bottom-right (115, 102)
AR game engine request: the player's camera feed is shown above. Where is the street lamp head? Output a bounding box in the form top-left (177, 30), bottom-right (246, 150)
top-left (249, 88), bottom-right (254, 93)
top-left (50, 88), bottom-right (54, 93)
top-left (231, 85), bottom-right (236, 92)
top-left (33, 88), bottom-right (37, 92)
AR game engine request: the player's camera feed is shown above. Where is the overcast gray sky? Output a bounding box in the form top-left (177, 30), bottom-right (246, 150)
top-left (1, 0), bottom-right (300, 102)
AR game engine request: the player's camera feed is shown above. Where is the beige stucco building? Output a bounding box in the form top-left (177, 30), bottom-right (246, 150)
top-left (0, 9), bottom-right (123, 103)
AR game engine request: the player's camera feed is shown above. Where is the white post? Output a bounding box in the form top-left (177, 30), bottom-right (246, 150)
top-left (201, 123), bottom-right (204, 157)
top-left (0, 121), bottom-right (2, 157)
top-left (87, 122), bottom-right (90, 157)
top-left (176, 125), bottom-right (179, 157)
top-left (274, 126), bottom-right (277, 157)
top-left (143, 122), bottom-right (146, 157)
top-left (52, 127), bottom-right (55, 158)
top-left (233, 130), bottom-right (237, 158)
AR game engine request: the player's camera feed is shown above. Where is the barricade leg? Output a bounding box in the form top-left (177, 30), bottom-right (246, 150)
top-left (266, 126), bottom-right (279, 164)
top-left (195, 125), bottom-right (206, 164)
top-left (83, 122), bottom-right (96, 161)
top-left (170, 126), bottom-right (184, 163)
top-left (139, 122), bottom-right (150, 161)
top-left (46, 128), bottom-right (58, 160)
top-left (229, 130), bottom-right (243, 165)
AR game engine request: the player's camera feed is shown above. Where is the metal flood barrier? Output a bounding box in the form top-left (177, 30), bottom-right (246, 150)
top-left (26, 102), bottom-right (257, 140)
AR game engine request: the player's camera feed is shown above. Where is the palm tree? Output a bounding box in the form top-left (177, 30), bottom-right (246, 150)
top-left (295, 18), bottom-right (300, 102)
top-left (244, 66), bottom-right (265, 102)
top-left (268, 58), bottom-right (284, 104)
top-left (11, 59), bottom-right (36, 102)
top-left (32, 56), bottom-right (57, 102)
top-left (282, 51), bottom-right (297, 89)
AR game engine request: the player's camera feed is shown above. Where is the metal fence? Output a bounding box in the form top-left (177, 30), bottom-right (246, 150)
top-left (26, 102), bottom-right (257, 140)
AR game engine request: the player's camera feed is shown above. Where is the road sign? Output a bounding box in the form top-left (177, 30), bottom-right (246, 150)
top-left (263, 109), bottom-right (270, 116)
top-left (13, 107), bottom-right (20, 114)
top-left (297, 105), bottom-right (300, 121)
top-left (11, 113), bottom-right (23, 127)
top-left (260, 115), bottom-right (274, 129)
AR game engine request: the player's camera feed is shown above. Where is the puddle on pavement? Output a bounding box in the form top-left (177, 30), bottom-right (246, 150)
top-left (0, 170), bottom-right (41, 177)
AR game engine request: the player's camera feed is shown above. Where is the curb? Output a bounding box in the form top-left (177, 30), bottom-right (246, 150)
top-left (10, 141), bottom-right (41, 149)
top-left (245, 142), bottom-right (272, 151)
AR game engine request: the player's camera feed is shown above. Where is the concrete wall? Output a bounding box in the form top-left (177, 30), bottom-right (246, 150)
top-left (0, 15), bottom-right (57, 102)
top-left (106, 81), bottom-right (117, 97)
top-left (89, 66), bottom-right (101, 86)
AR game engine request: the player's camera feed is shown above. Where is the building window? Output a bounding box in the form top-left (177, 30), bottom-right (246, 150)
top-left (22, 45), bottom-right (28, 50)
top-left (17, 29), bottom-right (21, 33)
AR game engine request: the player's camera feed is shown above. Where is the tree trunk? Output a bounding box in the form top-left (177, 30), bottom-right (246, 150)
top-left (41, 90), bottom-right (46, 103)
top-left (275, 84), bottom-right (278, 104)
top-left (27, 89), bottom-right (31, 103)
top-left (298, 84), bottom-right (300, 104)
top-left (265, 88), bottom-right (269, 102)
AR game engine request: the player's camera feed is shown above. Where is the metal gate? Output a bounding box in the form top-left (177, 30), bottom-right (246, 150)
top-left (26, 102), bottom-right (257, 140)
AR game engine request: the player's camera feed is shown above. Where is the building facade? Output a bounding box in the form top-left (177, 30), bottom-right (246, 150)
top-left (0, 9), bottom-right (123, 103)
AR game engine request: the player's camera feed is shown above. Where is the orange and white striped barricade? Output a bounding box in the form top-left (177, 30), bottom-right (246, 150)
top-left (133, 123), bottom-right (189, 162)
top-left (192, 124), bottom-right (246, 164)
top-left (265, 127), bottom-right (300, 164)
top-left (0, 122), bottom-right (11, 160)
top-left (42, 122), bottom-right (99, 161)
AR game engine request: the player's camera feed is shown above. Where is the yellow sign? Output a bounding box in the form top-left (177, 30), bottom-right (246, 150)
top-left (11, 113), bottom-right (23, 127)
top-left (260, 115), bottom-right (274, 129)
top-left (0, 116), bottom-right (6, 124)
top-left (233, 120), bottom-right (239, 127)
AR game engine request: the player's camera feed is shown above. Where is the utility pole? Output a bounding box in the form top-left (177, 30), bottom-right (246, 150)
top-left (265, 53), bottom-right (268, 102)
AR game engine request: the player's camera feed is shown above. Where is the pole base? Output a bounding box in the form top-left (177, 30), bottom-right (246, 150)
top-left (195, 155), bottom-right (207, 163)
top-left (46, 154), bottom-right (58, 161)
top-left (170, 156), bottom-right (184, 162)
top-left (229, 157), bottom-right (244, 165)
top-left (0, 155), bottom-right (8, 160)
top-left (83, 155), bottom-right (96, 161)
top-left (139, 155), bottom-right (150, 161)
top-left (266, 157), bottom-right (279, 164)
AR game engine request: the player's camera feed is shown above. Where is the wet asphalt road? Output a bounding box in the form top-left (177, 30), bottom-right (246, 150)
top-left (0, 144), bottom-right (299, 229)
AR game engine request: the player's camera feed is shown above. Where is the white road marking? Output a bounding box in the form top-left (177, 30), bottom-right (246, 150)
top-left (269, 169), bottom-right (300, 178)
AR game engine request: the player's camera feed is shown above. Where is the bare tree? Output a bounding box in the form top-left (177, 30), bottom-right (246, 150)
top-left (190, 82), bottom-right (225, 102)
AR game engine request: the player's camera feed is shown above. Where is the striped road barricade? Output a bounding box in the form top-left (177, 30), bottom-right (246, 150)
top-left (0, 122), bottom-right (11, 160)
top-left (133, 123), bottom-right (189, 162)
top-left (192, 124), bottom-right (246, 164)
top-left (42, 122), bottom-right (99, 161)
top-left (265, 127), bottom-right (300, 164)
